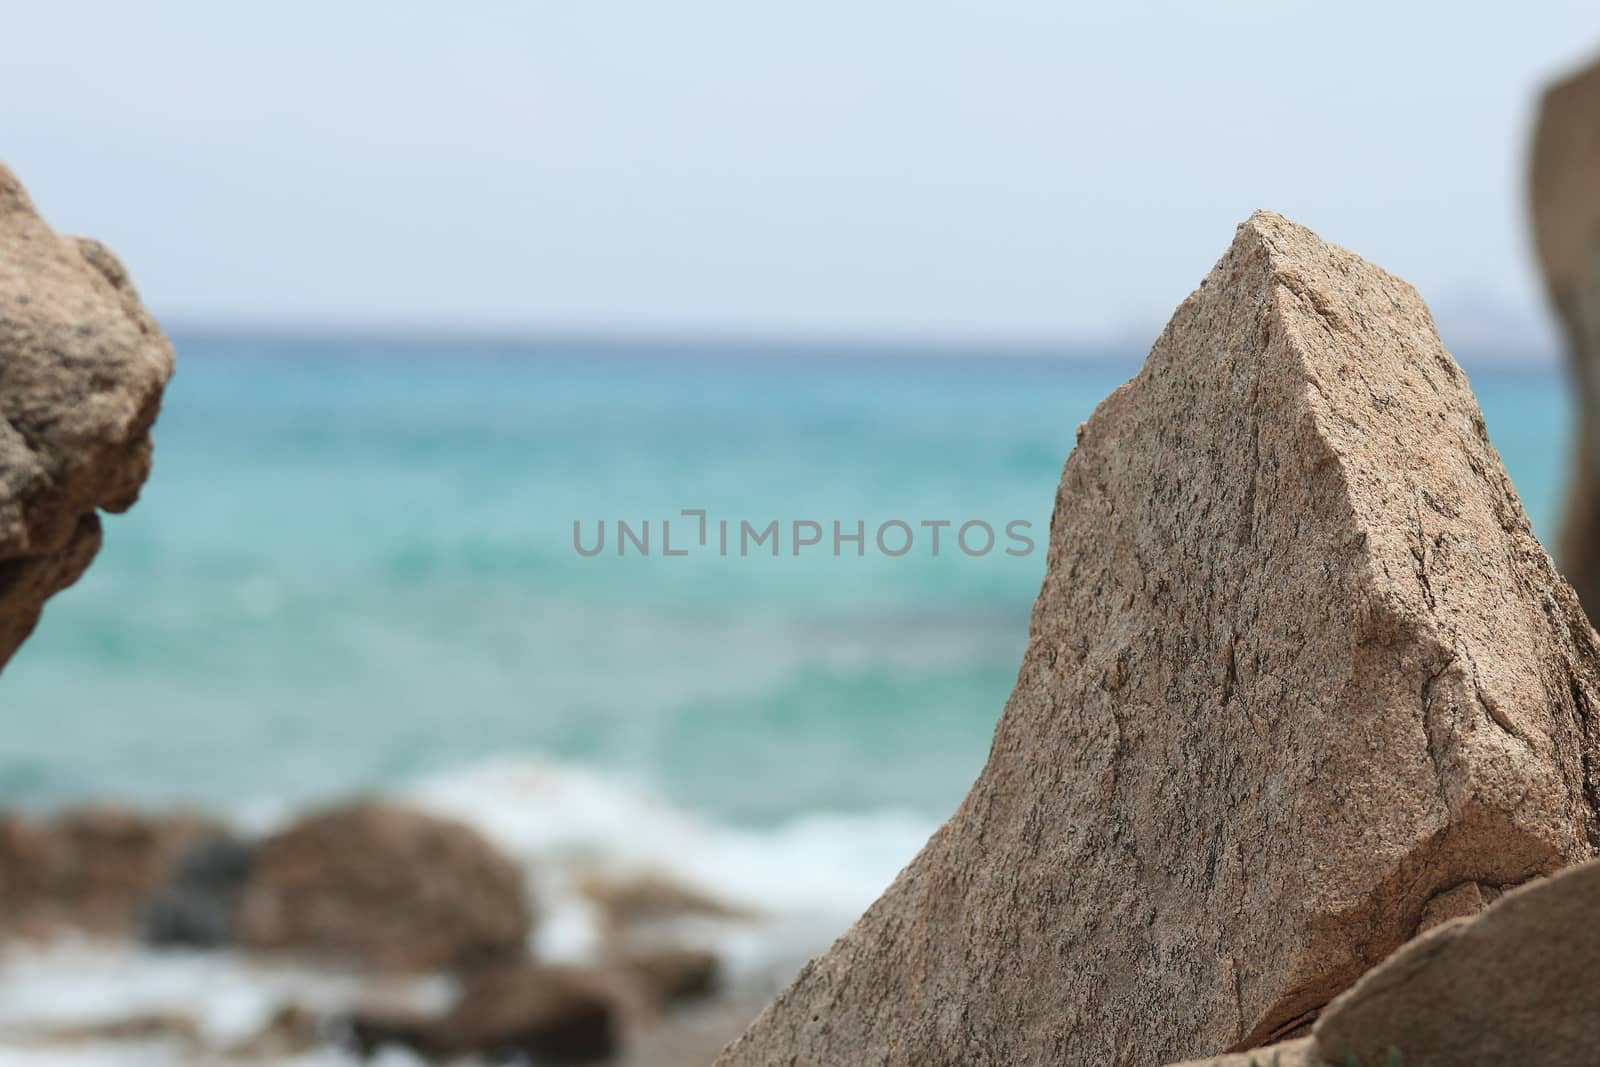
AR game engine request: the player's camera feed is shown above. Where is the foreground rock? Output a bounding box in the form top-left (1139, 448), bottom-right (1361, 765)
top-left (717, 213), bottom-right (1600, 1066)
top-left (1532, 53), bottom-right (1600, 623)
top-left (0, 808), bottom-right (219, 940)
top-left (0, 163), bottom-right (174, 670)
top-left (236, 801), bottom-right (532, 972)
top-left (1171, 859), bottom-right (1600, 1066)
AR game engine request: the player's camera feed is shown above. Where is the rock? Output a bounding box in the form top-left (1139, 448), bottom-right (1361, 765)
top-left (715, 213), bottom-right (1600, 1067)
top-left (141, 833), bottom-right (256, 947)
top-left (1531, 55), bottom-right (1600, 622)
top-left (1305, 858), bottom-right (1600, 1066)
top-left (614, 947), bottom-right (720, 1006)
top-left (348, 962), bottom-right (620, 1064)
top-left (0, 162), bottom-right (174, 671)
top-left (1177, 861), bottom-right (1600, 1066)
top-left (236, 800), bottom-right (533, 972)
top-left (578, 872), bottom-right (752, 929)
top-left (227, 1004), bottom-right (323, 1060)
top-left (0, 807), bottom-right (219, 940)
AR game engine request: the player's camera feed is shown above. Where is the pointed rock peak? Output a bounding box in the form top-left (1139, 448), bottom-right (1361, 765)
top-left (717, 214), bottom-right (1600, 1067)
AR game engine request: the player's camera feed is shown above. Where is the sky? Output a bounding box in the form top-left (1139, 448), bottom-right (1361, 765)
top-left (5, 2), bottom-right (1600, 355)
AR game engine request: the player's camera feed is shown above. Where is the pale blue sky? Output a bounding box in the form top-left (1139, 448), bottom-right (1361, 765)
top-left (6, 2), bottom-right (1600, 353)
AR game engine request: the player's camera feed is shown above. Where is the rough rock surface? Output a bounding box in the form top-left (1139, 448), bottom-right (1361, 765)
top-left (1531, 54), bottom-right (1600, 623)
top-left (716, 212), bottom-right (1600, 1067)
top-left (0, 808), bottom-right (218, 940)
top-left (236, 801), bottom-right (532, 972)
top-left (0, 162), bottom-right (174, 669)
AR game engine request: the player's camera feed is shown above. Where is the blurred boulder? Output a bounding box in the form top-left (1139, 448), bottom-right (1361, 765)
top-left (716, 213), bottom-right (1600, 1066)
top-left (236, 800), bottom-right (532, 972)
top-left (1531, 54), bottom-right (1600, 621)
top-left (0, 162), bottom-right (174, 671)
top-left (613, 946), bottom-right (719, 1006)
top-left (0, 807), bottom-right (219, 940)
top-left (348, 962), bottom-right (620, 1064)
top-left (578, 872), bottom-right (751, 931)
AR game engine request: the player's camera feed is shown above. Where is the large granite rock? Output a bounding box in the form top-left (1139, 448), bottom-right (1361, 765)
top-left (1171, 859), bottom-right (1600, 1067)
top-left (236, 801), bottom-right (533, 972)
top-left (716, 213), bottom-right (1600, 1066)
top-left (0, 163), bottom-right (173, 669)
top-left (1532, 53), bottom-right (1600, 623)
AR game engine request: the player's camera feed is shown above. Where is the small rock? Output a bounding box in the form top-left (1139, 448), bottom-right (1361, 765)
top-left (349, 963), bottom-right (620, 1064)
top-left (236, 800), bottom-right (532, 972)
top-left (578, 873), bottom-right (751, 929)
top-left (614, 947), bottom-right (719, 1006)
top-left (227, 1004), bottom-right (323, 1060)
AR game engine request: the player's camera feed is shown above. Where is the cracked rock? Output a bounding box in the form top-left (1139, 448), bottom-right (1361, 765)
top-left (0, 162), bottom-right (174, 671)
top-left (715, 212), bottom-right (1600, 1067)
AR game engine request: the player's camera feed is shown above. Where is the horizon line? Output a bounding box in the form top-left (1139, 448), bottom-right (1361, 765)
top-left (160, 318), bottom-right (1562, 369)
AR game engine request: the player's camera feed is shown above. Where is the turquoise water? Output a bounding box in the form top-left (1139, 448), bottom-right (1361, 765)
top-left (0, 338), bottom-right (1571, 824)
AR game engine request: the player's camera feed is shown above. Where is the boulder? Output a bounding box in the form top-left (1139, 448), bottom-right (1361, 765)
top-left (0, 162), bottom-right (174, 670)
top-left (1531, 53), bottom-right (1600, 622)
top-left (0, 807), bottom-right (219, 940)
top-left (1308, 858), bottom-right (1600, 1066)
top-left (236, 800), bottom-right (532, 972)
top-left (613, 946), bottom-right (720, 1006)
top-left (348, 962), bottom-right (620, 1064)
top-left (716, 213), bottom-right (1600, 1066)
top-left (1170, 860), bottom-right (1600, 1067)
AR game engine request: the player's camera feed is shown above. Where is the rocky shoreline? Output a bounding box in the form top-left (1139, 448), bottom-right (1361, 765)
top-left (0, 798), bottom-right (774, 1065)
top-left (8, 50), bottom-right (1600, 1067)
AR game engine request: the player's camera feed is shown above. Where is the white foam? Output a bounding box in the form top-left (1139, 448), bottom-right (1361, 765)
top-left (405, 756), bottom-right (937, 975)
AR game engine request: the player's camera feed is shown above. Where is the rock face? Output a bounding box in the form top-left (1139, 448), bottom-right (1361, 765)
top-left (1532, 54), bottom-right (1600, 624)
top-left (1170, 859), bottom-right (1600, 1067)
top-left (716, 213), bottom-right (1600, 1066)
top-left (0, 163), bottom-right (174, 669)
top-left (236, 801), bottom-right (533, 972)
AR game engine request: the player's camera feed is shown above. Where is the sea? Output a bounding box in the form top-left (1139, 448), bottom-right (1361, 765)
top-left (0, 335), bottom-right (1571, 1063)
